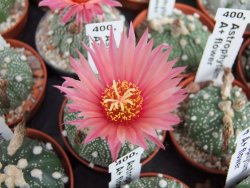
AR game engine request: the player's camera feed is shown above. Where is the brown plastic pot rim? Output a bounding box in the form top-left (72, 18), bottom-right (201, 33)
top-left (1, 0), bottom-right (29, 38)
top-left (59, 98), bottom-right (166, 173)
top-left (195, 0), bottom-right (250, 37)
top-left (236, 38), bottom-right (250, 89)
top-left (133, 3), bottom-right (215, 32)
top-left (140, 172), bottom-right (189, 188)
top-left (170, 75), bottom-right (248, 175)
top-left (25, 128), bottom-right (74, 188)
top-left (5, 39), bottom-right (47, 127)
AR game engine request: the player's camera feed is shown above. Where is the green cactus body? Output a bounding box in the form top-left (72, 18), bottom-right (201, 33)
top-left (184, 85), bottom-right (250, 156)
top-left (0, 0), bottom-right (15, 23)
top-left (235, 176), bottom-right (250, 188)
top-left (0, 46), bottom-right (33, 115)
top-left (0, 137), bottom-right (68, 188)
top-left (122, 174), bottom-right (186, 188)
top-left (137, 8), bottom-right (210, 73)
top-left (63, 103), bottom-right (164, 168)
top-left (50, 5), bottom-right (125, 59)
top-left (201, 0), bottom-right (250, 18)
top-left (242, 44), bottom-right (250, 82)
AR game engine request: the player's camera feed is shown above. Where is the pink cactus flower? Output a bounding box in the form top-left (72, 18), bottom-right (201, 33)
top-left (39, 0), bottom-right (121, 25)
top-left (57, 25), bottom-right (186, 160)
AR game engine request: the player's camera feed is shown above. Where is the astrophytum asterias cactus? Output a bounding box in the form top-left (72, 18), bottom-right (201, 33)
top-left (184, 69), bottom-right (250, 157)
top-left (0, 45), bottom-right (33, 116)
top-left (0, 0), bottom-right (15, 23)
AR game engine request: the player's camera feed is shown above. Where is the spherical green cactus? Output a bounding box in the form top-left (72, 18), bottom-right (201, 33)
top-left (0, 46), bottom-right (33, 116)
top-left (184, 85), bottom-right (250, 156)
top-left (235, 176), bottom-right (250, 188)
top-left (62, 103), bottom-right (164, 169)
top-left (49, 5), bottom-right (125, 58)
top-left (0, 0), bottom-right (15, 23)
top-left (122, 174), bottom-right (186, 188)
top-left (200, 0), bottom-right (250, 18)
top-left (137, 8), bottom-right (210, 73)
top-left (0, 137), bottom-right (68, 188)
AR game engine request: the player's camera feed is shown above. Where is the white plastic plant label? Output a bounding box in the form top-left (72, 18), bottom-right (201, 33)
top-left (147, 0), bottom-right (176, 20)
top-left (0, 35), bottom-right (8, 48)
top-left (225, 127), bottom-right (250, 188)
top-left (85, 20), bottom-right (124, 73)
top-left (109, 147), bottom-right (144, 188)
top-left (0, 116), bottom-right (13, 141)
top-left (195, 8), bottom-right (250, 85)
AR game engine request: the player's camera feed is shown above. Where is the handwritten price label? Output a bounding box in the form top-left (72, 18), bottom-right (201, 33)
top-left (109, 147), bottom-right (144, 188)
top-left (85, 20), bottom-right (124, 73)
top-left (147, 0), bottom-right (176, 20)
top-left (195, 8), bottom-right (250, 85)
top-left (0, 116), bottom-right (13, 141)
top-left (226, 128), bottom-right (250, 188)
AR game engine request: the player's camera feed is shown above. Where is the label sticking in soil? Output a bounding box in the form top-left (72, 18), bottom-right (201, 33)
top-left (109, 147), bottom-right (144, 188)
top-left (85, 20), bottom-right (124, 73)
top-left (0, 35), bottom-right (8, 48)
top-left (147, 0), bottom-right (176, 20)
top-left (226, 127), bottom-right (250, 188)
top-left (0, 116), bottom-right (13, 141)
top-left (195, 8), bottom-right (250, 85)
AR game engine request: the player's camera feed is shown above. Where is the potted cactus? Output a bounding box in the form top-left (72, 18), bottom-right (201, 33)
top-left (0, 118), bottom-right (74, 188)
top-left (133, 3), bottom-right (214, 75)
top-left (0, 0), bottom-right (29, 38)
top-left (57, 24), bottom-right (186, 172)
top-left (59, 99), bottom-right (166, 172)
top-left (196, 0), bottom-right (250, 36)
top-left (121, 172), bottom-right (189, 188)
top-left (236, 38), bottom-right (250, 98)
top-left (36, 0), bottom-right (124, 75)
top-left (0, 39), bottom-right (47, 126)
top-left (170, 69), bottom-right (250, 174)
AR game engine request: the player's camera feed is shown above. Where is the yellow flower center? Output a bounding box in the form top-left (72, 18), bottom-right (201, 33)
top-left (101, 80), bottom-right (143, 123)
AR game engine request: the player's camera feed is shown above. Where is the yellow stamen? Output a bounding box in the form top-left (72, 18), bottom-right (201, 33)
top-left (101, 80), bottom-right (143, 123)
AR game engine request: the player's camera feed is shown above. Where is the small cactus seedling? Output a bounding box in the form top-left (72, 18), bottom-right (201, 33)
top-left (136, 8), bottom-right (210, 73)
top-left (0, 45), bottom-right (33, 116)
top-left (0, 0), bottom-right (15, 23)
top-left (0, 122), bottom-right (68, 188)
top-left (122, 174), bottom-right (187, 188)
top-left (62, 102), bottom-right (164, 169)
top-left (183, 69), bottom-right (250, 157)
